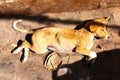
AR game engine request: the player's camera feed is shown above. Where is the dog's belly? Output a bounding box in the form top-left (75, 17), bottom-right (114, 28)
top-left (48, 43), bottom-right (75, 54)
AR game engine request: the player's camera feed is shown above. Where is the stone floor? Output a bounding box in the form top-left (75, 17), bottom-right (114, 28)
top-left (0, 7), bottom-right (120, 80)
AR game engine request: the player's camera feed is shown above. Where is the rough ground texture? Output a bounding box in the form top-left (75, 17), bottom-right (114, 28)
top-left (0, 7), bottom-right (120, 80)
top-left (0, 0), bottom-right (120, 15)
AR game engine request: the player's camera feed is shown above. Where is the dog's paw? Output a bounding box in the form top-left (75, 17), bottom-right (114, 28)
top-left (84, 51), bottom-right (97, 66)
top-left (12, 49), bottom-right (21, 54)
top-left (20, 55), bottom-right (28, 63)
top-left (11, 44), bottom-right (18, 54)
top-left (21, 58), bottom-right (27, 63)
top-left (12, 50), bottom-right (19, 54)
top-left (12, 47), bottom-right (24, 54)
top-left (88, 51), bottom-right (97, 61)
top-left (82, 56), bottom-right (96, 67)
top-left (11, 43), bottom-right (18, 48)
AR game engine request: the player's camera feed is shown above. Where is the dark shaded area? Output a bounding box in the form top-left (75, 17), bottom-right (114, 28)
top-left (0, 14), bottom-right (81, 25)
top-left (74, 20), bottom-right (91, 30)
top-left (0, 15), bottom-right (120, 31)
top-left (52, 49), bottom-right (120, 80)
top-left (25, 34), bottom-right (33, 44)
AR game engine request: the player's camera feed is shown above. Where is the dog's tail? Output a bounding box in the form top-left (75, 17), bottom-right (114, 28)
top-left (13, 19), bottom-right (33, 33)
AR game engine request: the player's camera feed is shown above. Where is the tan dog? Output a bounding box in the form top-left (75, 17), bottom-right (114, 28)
top-left (12, 17), bottom-right (110, 63)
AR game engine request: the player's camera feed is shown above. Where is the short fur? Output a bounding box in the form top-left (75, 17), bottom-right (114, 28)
top-left (12, 17), bottom-right (110, 63)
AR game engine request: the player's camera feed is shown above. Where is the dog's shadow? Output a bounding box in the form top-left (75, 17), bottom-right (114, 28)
top-left (52, 49), bottom-right (120, 80)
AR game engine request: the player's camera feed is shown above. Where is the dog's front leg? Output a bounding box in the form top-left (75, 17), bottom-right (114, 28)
top-left (76, 47), bottom-right (97, 61)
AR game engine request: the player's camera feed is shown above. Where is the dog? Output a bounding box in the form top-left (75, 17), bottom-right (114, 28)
top-left (12, 17), bottom-right (110, 63)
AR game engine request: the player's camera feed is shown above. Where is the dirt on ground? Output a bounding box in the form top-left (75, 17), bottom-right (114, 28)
top-left (0, 7), bottom-right (120, 80)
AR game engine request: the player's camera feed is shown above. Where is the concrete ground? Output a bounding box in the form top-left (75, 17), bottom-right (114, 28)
top-left (0, 7), bottom-right (120, 80)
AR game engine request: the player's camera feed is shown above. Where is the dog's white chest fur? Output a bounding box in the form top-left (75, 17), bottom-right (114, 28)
top-left (86, 34), bottom-right (95, 50)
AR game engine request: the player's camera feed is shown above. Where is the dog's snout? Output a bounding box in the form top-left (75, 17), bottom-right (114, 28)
top-left (107, 35), bottom-right (110, 39)
top-left (105, 35), bottom-right (110, 40)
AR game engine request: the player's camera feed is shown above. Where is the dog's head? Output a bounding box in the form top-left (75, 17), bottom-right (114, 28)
top-left (87, 17), bottom-right (110, 39)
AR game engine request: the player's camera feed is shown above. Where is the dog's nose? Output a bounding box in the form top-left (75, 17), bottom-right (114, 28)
top-left (107, 36), bottom-right (110, 39)
top-left (105, 35), bottom-right (110, 39)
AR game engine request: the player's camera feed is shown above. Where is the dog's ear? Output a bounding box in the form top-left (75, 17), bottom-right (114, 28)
top-left (94, 17), bottom-right (110, 23)
top-left (89, 24), bottom-right (98, 33)
top-left (89, 17), bottom-right (110, 32)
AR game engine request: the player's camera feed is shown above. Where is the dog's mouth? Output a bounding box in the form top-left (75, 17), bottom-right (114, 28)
top-left (95, 36), bottom-right (101, 39)
top-left (95, 35), bottom-right (110, 40)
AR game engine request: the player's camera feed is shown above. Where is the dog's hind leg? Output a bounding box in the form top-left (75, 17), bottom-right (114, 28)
top-left (21, 40), bottom-right (49, 54)
top-left (12, 40), bottom-right (32, 62)
top-left (22, 47), bottom-right (29, 63)
top-left (12, 40), bottom-right (32, 54)
top-left (12, 46), bottom-right (24, 54)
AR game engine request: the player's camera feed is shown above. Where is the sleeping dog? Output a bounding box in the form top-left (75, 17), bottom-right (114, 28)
top-left (12, 17), bottom-right (110, 63)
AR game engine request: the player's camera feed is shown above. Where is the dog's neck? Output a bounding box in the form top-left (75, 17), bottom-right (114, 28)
top-left (83, 26), bottom-right (92, 33)
top-left (81, 27), bottom-right (97, 41)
